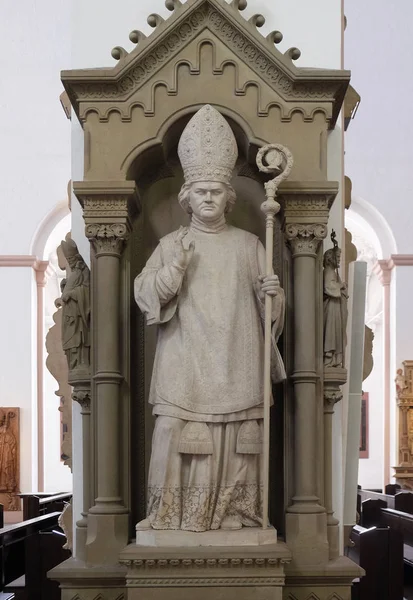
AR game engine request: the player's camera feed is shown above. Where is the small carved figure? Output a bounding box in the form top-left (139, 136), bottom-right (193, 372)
top-left (395, 368), bottom-right (407, 397)
top-left (323, 231), bottom-right (348, 368)
top-left (60, 240), bottom-right (91, 373)
top-left (134, 105), bottom-right (286, 532)
top-left (0, 409), bottom-right (17, 493)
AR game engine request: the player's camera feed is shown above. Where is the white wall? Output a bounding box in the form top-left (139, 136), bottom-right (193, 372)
top-left (345, 0), bottom-right (413, 488)
top-left (0, 268), bottom-right (38, 492)
top-left (0, 0), bottom-right (71, 496)
top-left (345, 0), bottom-right (413, 255)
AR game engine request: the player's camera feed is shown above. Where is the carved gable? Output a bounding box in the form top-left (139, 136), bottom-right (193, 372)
top-left (62, 0), bottom-right (350, 182)
top-left (63, 0), bottom-right (349, 125)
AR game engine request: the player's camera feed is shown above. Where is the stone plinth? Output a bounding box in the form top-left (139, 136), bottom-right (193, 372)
top-left (285, 556), bottom-right (364, 600)
top-left (135, 526), bottom-right (278, 547)
top-left (120, 542), bottom-right (291, 600)
top-left (48, 558), bottom-right (127, 600)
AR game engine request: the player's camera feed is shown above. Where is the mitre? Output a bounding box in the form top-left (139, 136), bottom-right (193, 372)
top-left (61, 239), bottom-right (79, 259)
top-left (178, 105), bottom-right (238, 184)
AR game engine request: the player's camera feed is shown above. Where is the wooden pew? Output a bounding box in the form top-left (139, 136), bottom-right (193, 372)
top-left (358, 489), bottom-right (395, 509)
top-left (361, 498), bottom-right (387, 529)
top-left (360, 496), bottom-right (413, 567)
top-left (19, 493), bottom-right (72, 521)
top-left (0, 512), bottom-right (70, 599)
top-left (349, 525), bottom-right (404, 600)
top-left (380, 508), bottom-right (413, 567)
top-left (394, 491), bottom-right (413, 514)
top-left (385, 483), bottom-right (402, 496)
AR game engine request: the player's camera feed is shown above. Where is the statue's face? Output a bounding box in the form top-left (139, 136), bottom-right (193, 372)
top-left (189, 182), bottom-right (228, 221)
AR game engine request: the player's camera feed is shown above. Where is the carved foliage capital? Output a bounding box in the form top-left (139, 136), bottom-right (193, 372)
top-left (72, 389), bottom-right (91, 414)
top-left (285, 223), bottom-right (328, 255)
top-left (324, 388), bottom-right (343, 412)
top-left (85, 223), bottom-right (129, 255)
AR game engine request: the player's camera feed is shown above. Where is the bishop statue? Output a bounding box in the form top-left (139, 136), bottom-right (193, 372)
top-left (134, 105), bottom-right (286, 532)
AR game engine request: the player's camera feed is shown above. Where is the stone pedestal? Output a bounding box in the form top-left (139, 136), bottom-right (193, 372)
top-left (284, 557), bottom-right (364, 600)
top-left (49, 558), bottom-right (127, 600)
top-left (120, 542), bottom-right (291, 600)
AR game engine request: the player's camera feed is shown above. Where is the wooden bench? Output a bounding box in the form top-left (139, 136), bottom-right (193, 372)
top-left (360, 495), bottom-right (413, 568)
top-left (0, 512), bottom-right (70, 599)
top-left (348, 525), bottom-right (404, 600)
top-left (18, 493), bottom-right (72, 521)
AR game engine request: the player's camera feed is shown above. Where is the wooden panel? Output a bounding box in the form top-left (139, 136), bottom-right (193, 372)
top-left (0, 409), bottom-right (20, 512)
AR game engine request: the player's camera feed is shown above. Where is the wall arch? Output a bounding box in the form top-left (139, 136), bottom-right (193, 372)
top-left (348, 195), bottom-right (397, 260)
top-left (122, 103), bottom-right (266, 181)
top-left (30, 196), bottom-right (71, 260)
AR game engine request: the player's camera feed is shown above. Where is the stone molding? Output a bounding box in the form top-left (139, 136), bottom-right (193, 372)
top-left (120, 543), bottom-right (291, 589)
top-left (120, 556), bottom-right (290, 569)
top-left (74, 181), bottom-right (139, 256)
top-left (280, 182), bottom-right (337, 256)
top-left (61, 0), bottom-right (349, 127)
top-left (374, 255), bottom-right (413, 285)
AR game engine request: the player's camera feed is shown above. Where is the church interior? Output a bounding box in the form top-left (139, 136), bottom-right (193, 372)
top-left (1, 0), bottom-right (413, 598)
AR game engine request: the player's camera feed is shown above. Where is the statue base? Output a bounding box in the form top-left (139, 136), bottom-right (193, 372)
top-left (120, 541), bottom-right (291, 600)
top-left (135, 526), bottom-right (278, 547)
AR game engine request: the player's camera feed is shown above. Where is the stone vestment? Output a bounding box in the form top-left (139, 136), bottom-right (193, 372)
top-left (134, 221), bottom-right (285, 531)
top-left (323, 264), bottom-right (346, 368)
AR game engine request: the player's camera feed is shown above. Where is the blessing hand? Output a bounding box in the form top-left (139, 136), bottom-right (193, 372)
top-left (259, 274), bottom-right (280, 301)
top-left (173, 227), bottom-right (195, 270)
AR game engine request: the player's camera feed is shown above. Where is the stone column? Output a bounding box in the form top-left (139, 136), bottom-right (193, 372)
top-left (323, 369), bottom-right (346, 560)
top-left (281, 184), bottom-right (336, 567)
top-left (375, 260), bottom-right (393, 488)
top-left (72, 384), bottom-right (91, 561)
top-left (34, 260), bottom-right (49, 491)
top-left (75, 181), bottom-right (139, 565)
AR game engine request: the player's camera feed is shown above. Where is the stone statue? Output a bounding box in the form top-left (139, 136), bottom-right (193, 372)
top-left (60, 240), bottom-right (91, 374)
top-left (0, 409), bottom-right (17, 493)
top-left (323, 231), bottom-right (348, 368)
top-left (395, 368), bottom-right (407, 397)
top-left (134, 105), bottom-right (286, 532)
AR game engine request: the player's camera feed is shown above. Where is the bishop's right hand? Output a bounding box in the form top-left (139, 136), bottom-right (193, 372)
top-left (173, 227), bottom-right (195, 270)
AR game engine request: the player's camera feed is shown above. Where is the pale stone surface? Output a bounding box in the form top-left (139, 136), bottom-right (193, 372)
top-left (134, 106), bottom-right (286, 532)
top-left (121, 541), bottom-right (290, 600)
top-left (135, 526), bottom-right (278, 547)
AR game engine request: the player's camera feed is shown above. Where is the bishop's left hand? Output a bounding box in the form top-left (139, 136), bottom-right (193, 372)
top-left (258, 274), bottom-right (280, 301)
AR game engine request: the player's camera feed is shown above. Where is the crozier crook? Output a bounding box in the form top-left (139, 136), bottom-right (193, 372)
top-left (256, 144), bottom-right (293, 529)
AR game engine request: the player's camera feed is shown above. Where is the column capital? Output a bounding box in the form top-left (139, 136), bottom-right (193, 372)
top-left (324, 389), bottom-right (343, 412)
top-left (285, 223), bottom-right (328, 256)
top-left (373, 259), bottom-right (393, 286)
top-left (74, 181), bottom-right (140, 256)
top-left (279, 182), bottom-right (337, 257)
top-left (33, 259), bottom-right (49, 287)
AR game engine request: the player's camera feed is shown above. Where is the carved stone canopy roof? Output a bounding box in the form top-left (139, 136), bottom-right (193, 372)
top-left (62, 0), bottom-right (350, 128)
